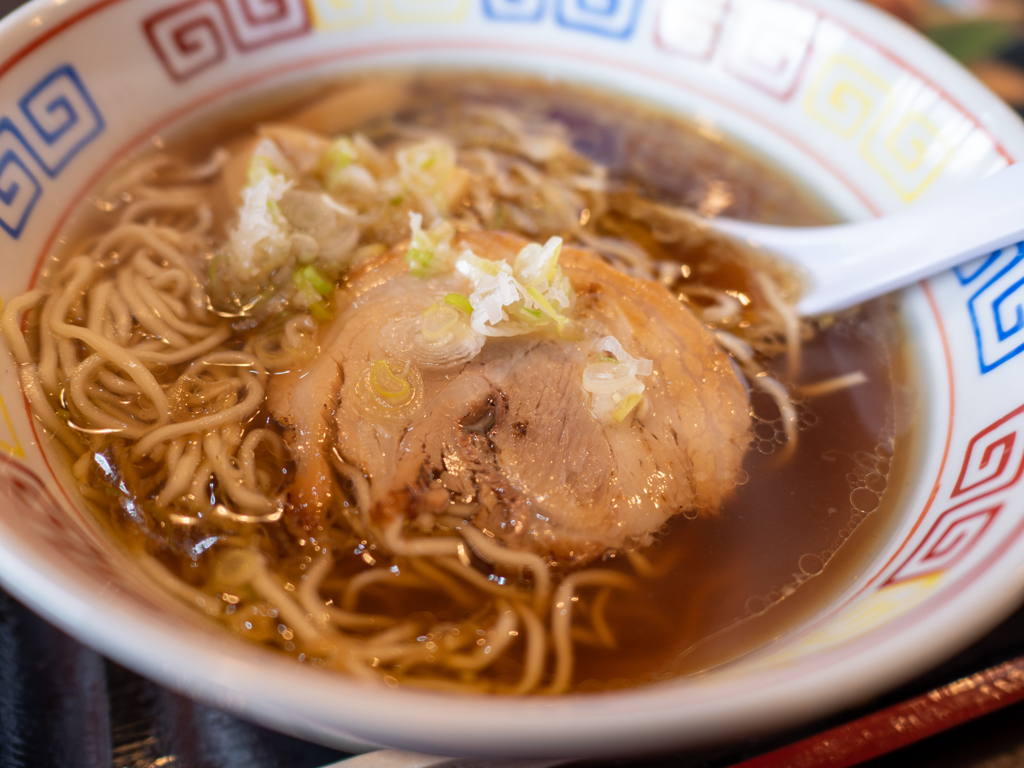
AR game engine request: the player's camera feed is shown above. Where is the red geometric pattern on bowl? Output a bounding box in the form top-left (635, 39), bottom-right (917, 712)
top-left (719, 0), bottom-right (819, 101)
top-left (655, 0), bottom-right (730, 62)
top-left (951, 402), bottom-right (1024, 504)
top-left (654, 0), bottom-right (819, 102)
top-left (220, 0), bottom-right (311, 51)
top-left (882, 401), bottom-right (1024, 587)
top-left (883, 501), bottom-right (1003, 587)
top-left (143, 0), bottom-right (229, 82)
top-left (0, 453), bottom-right (156, 608)
top-left (143, 0), bottom-right (311, 82)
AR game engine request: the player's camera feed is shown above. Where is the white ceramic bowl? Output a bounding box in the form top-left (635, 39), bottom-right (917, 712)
top-left (0, 0), bottom-right (1023, 758)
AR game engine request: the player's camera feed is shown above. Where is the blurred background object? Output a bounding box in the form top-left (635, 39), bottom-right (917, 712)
top-left (864, 0), bottom-right (1024, 113)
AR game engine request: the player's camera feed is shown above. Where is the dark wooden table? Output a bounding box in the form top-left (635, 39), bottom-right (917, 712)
top-left (6, 582), bottom-right (1024, 768)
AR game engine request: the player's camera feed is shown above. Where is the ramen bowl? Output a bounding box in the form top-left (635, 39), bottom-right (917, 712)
top-left (0, 0), bottom-right (1022, 758)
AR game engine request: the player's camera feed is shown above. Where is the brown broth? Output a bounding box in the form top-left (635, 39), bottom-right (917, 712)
top-left (575, 305), bottom-right (910, 688)
top-left (47, 72), bottom-right (908, 693)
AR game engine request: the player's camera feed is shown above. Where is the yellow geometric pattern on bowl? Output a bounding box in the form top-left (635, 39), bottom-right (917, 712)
top-left (858, 82), bottom-right (972, 202)
top-left (308, 0), bottom-right (468, 27)
top-left (734, 573), bottom-right (943, 673)
top-left (308, 0), bottom-right (374, 30)
top-left (0, 393), bottom-right (25, 459)
top-left (720, 573), bottom-right (942, 671)
top-left (802, 46), bottom-right (989, 202)
top-left (804, 54), bottom-right (890, 139)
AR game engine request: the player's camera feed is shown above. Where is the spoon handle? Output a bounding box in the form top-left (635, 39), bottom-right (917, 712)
top-left (714, 163), bottom-right (1024, 316)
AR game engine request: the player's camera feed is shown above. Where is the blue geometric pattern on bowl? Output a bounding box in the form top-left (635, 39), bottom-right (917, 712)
top-left (18, 64), bottom-right (104, 178)
top-left (0, 119), bottom-right (42, 239)
top-left (482, 0), bottom-right (642, 36)
top-left (0, 64), bottom-right (103, 240)
top-left (955, 252), bottom-right (1001, 286)
top-left (964, 243), bottom-right (1024, 374)
top-left (555, 0), bottom-right (642, 38)
top-left (483, 0), bottom-right (546, 22)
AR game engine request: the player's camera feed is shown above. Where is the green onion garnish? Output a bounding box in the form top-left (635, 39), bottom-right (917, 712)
top-left (444, 293), bottom-right (474, 315)
top-left (612, 392), bottom-right (642, 423)
top-left (371, 360), bottom-right (412, 403)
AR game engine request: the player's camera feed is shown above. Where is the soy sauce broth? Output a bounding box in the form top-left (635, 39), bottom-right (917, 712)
top-left (47, 72), bottom-right (912, 692)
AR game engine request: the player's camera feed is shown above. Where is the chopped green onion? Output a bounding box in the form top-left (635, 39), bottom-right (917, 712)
top-left (456, 250), bottom-right (502, 279)
top-left (309, 301), bottom-right (332, 322)
top-left (582, 361), bottom-right (634, 394)
top-left (515, 237), bottom-right (563, 287)
top-left (299, 265), bottom-right (333, 297)
top-left (527, 286), bottom-right (567, 329)
top-left (611, 392), bottom-right (643, 423)
top-left (405, 215), bottom-right (456, 278)
top-left (248, 156), bottom-right (277, 186)
top-left (444, 293), bottom-right (474, 315)
top-left (320, 138), bottom-right (355, 171)
top-left (405, 247), bottom-right (433, 278)
top-left (422, 303), bottom-right (460, 341)
top-left (264, 198), bottom-right (288, 229)
top-left (291, 266), bottom-right (333, 317)
top-left (514, 305), bottom-right (547, 326)
top-left (317, 138), bottom-right (357, 192)
top-left (291, 271), bottom-right (320, 309)
top-left (397, 140), bottom-right (455, 200)
top-left (371, 360), bottom-right (412, 403)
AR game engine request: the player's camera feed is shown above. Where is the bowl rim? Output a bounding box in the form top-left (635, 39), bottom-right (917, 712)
top-left (0, 0), bottom-right (1023, 758)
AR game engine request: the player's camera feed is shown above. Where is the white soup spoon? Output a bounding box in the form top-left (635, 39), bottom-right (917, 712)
top-left (710, 163), bottom-right (1024, 315)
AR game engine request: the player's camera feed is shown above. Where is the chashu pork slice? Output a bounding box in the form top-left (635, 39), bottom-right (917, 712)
top-left (268, 231), bottom-right (750, 561)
